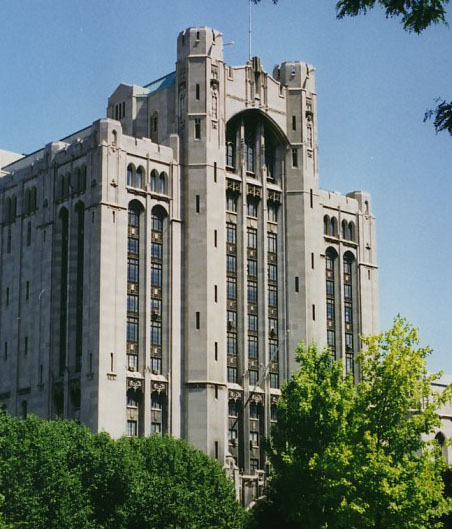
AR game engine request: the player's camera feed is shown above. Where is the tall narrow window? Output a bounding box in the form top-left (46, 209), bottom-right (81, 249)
top-left (127, 164), bottom-right (134, 187)
top-left (195, 119), bottom-right (201, 140)
top-left (127, 203), bottom-right (141, 373)
top-left (292, 115), bottom-right (296, 130)
top-left (226, 192), bottom-right (238, 212)
top-left (196, 84), bottom-right (200, 100)
top-left (75, 203), bottom-right (85, 372)
top-left (343, 253), bottom-right (354, 379)
top-left (244, 129), bottom-right (255, 173)
top-left (136, 167), bottom-right (144, 189)
top-left (292, 148), bottom-right (298, 168)
top-left (325, 248), bottom-right (338, 361)
top-left (226, 142), bottom-right (235, 169)
top-left (59, 208), bottom-right (69, 376)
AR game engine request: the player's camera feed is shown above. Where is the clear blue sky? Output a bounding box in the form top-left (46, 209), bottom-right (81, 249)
top-left (1, 0), bottom-right (450, 372)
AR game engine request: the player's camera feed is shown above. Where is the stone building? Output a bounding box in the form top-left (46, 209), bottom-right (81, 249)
top-left (0, 26), bottom-right (379, 502)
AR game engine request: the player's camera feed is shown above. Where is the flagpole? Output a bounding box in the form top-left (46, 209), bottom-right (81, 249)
top-left (249, 0), bottom-right (252, 60)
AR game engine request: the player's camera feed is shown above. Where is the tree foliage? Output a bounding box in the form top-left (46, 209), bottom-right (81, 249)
top-left (0, 412), bottom-right (245, 529)
top-left (336, 0), bottom-right (449, 33)
top-left (248, 342), bottom-right (356, 529)
top-left (249, 317), bottom-right (452, 529)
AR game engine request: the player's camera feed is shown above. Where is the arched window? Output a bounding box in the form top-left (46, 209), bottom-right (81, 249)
top-left (348, 222), bottom-right (355, 242)
top-left (127, 164), bottom-right (134, 187)
top-left (324, 215), bottom-right (330, 235)
top-left (136, 167), bottom-right (144, 190)
top-left (150, 170), bottom-right (158, 192)
top-left (159, 172), bottom-right (167, 194)
top-left (325, 247), bottom-right (338, 361)
top-left (342, 220), bottom-right (348, 240)
top-left (330, 217), bottom-right (338, 237)
top-left (151, 206), bottom-right (165, 233)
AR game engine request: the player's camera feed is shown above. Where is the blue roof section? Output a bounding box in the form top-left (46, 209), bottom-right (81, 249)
top-left (144, 71), bottom-right (176, 96)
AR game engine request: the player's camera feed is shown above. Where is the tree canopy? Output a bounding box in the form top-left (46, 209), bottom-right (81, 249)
top-left (0, 412), bottom-right (245, 529)
top-left (248, 317), bottom-right (452, 529)
top-left (253, 0), bottom-right (452, 136)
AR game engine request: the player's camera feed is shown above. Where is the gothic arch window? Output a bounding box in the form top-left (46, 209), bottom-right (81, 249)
top-left (136, 166), bottom-right (145, 190)
top-left (348, 222), bottom-right (355, 242)
top-left (127, 164), bottom-right (135, 187)
top-left (329, 217), bottom-right (338, 237)
top-left (150, 170), bottom-right (158, 192)
top-left (159, 172), bottom-right (167, 194)
top-left (325, 247), bottom-right (338, 361)
top-left (343, 251), bottom-right (356, 379)
top-left (342, 220), bottom-right (348, 240)
top-left (324, 215), bottom-right (330, 235)
top-left (126, 200), bottom-right (144, 374)
top-left (151, 205), bottom-right (166, 233)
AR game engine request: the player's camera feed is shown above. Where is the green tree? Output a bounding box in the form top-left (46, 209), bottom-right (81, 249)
top-left (248, 342), bottom-right (356, 529)
top-left (253, 0), bottom-right (452, 136)
top-left (249, 317), bottom-right (452, 529)
top-left (0, 411), bottom-right (245, 529)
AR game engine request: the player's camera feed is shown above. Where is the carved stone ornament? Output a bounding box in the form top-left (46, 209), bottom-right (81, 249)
top-left (250, 393), bottom-right (264, 406)
top-left (247, 184), bottom-right (262, 197)
top-left (228, 390), bottom-right (242, 401)
top-left (267, 190), bottom-right (281, 203)
top-left (152, 382), bottom-right (166, 394)
top-left (127, 379), bottom-right (142, 391)
top-left (270, 395), bottom-right (280, 406)
top-left (227, 179), bottom-right (241, 192)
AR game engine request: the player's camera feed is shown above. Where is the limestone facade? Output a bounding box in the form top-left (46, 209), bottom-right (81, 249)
top-left (0, 26), bottom-right (379, 502)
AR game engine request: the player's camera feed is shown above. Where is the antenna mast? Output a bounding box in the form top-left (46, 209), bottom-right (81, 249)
top-left (249, 0), bottom-right (252, 60)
